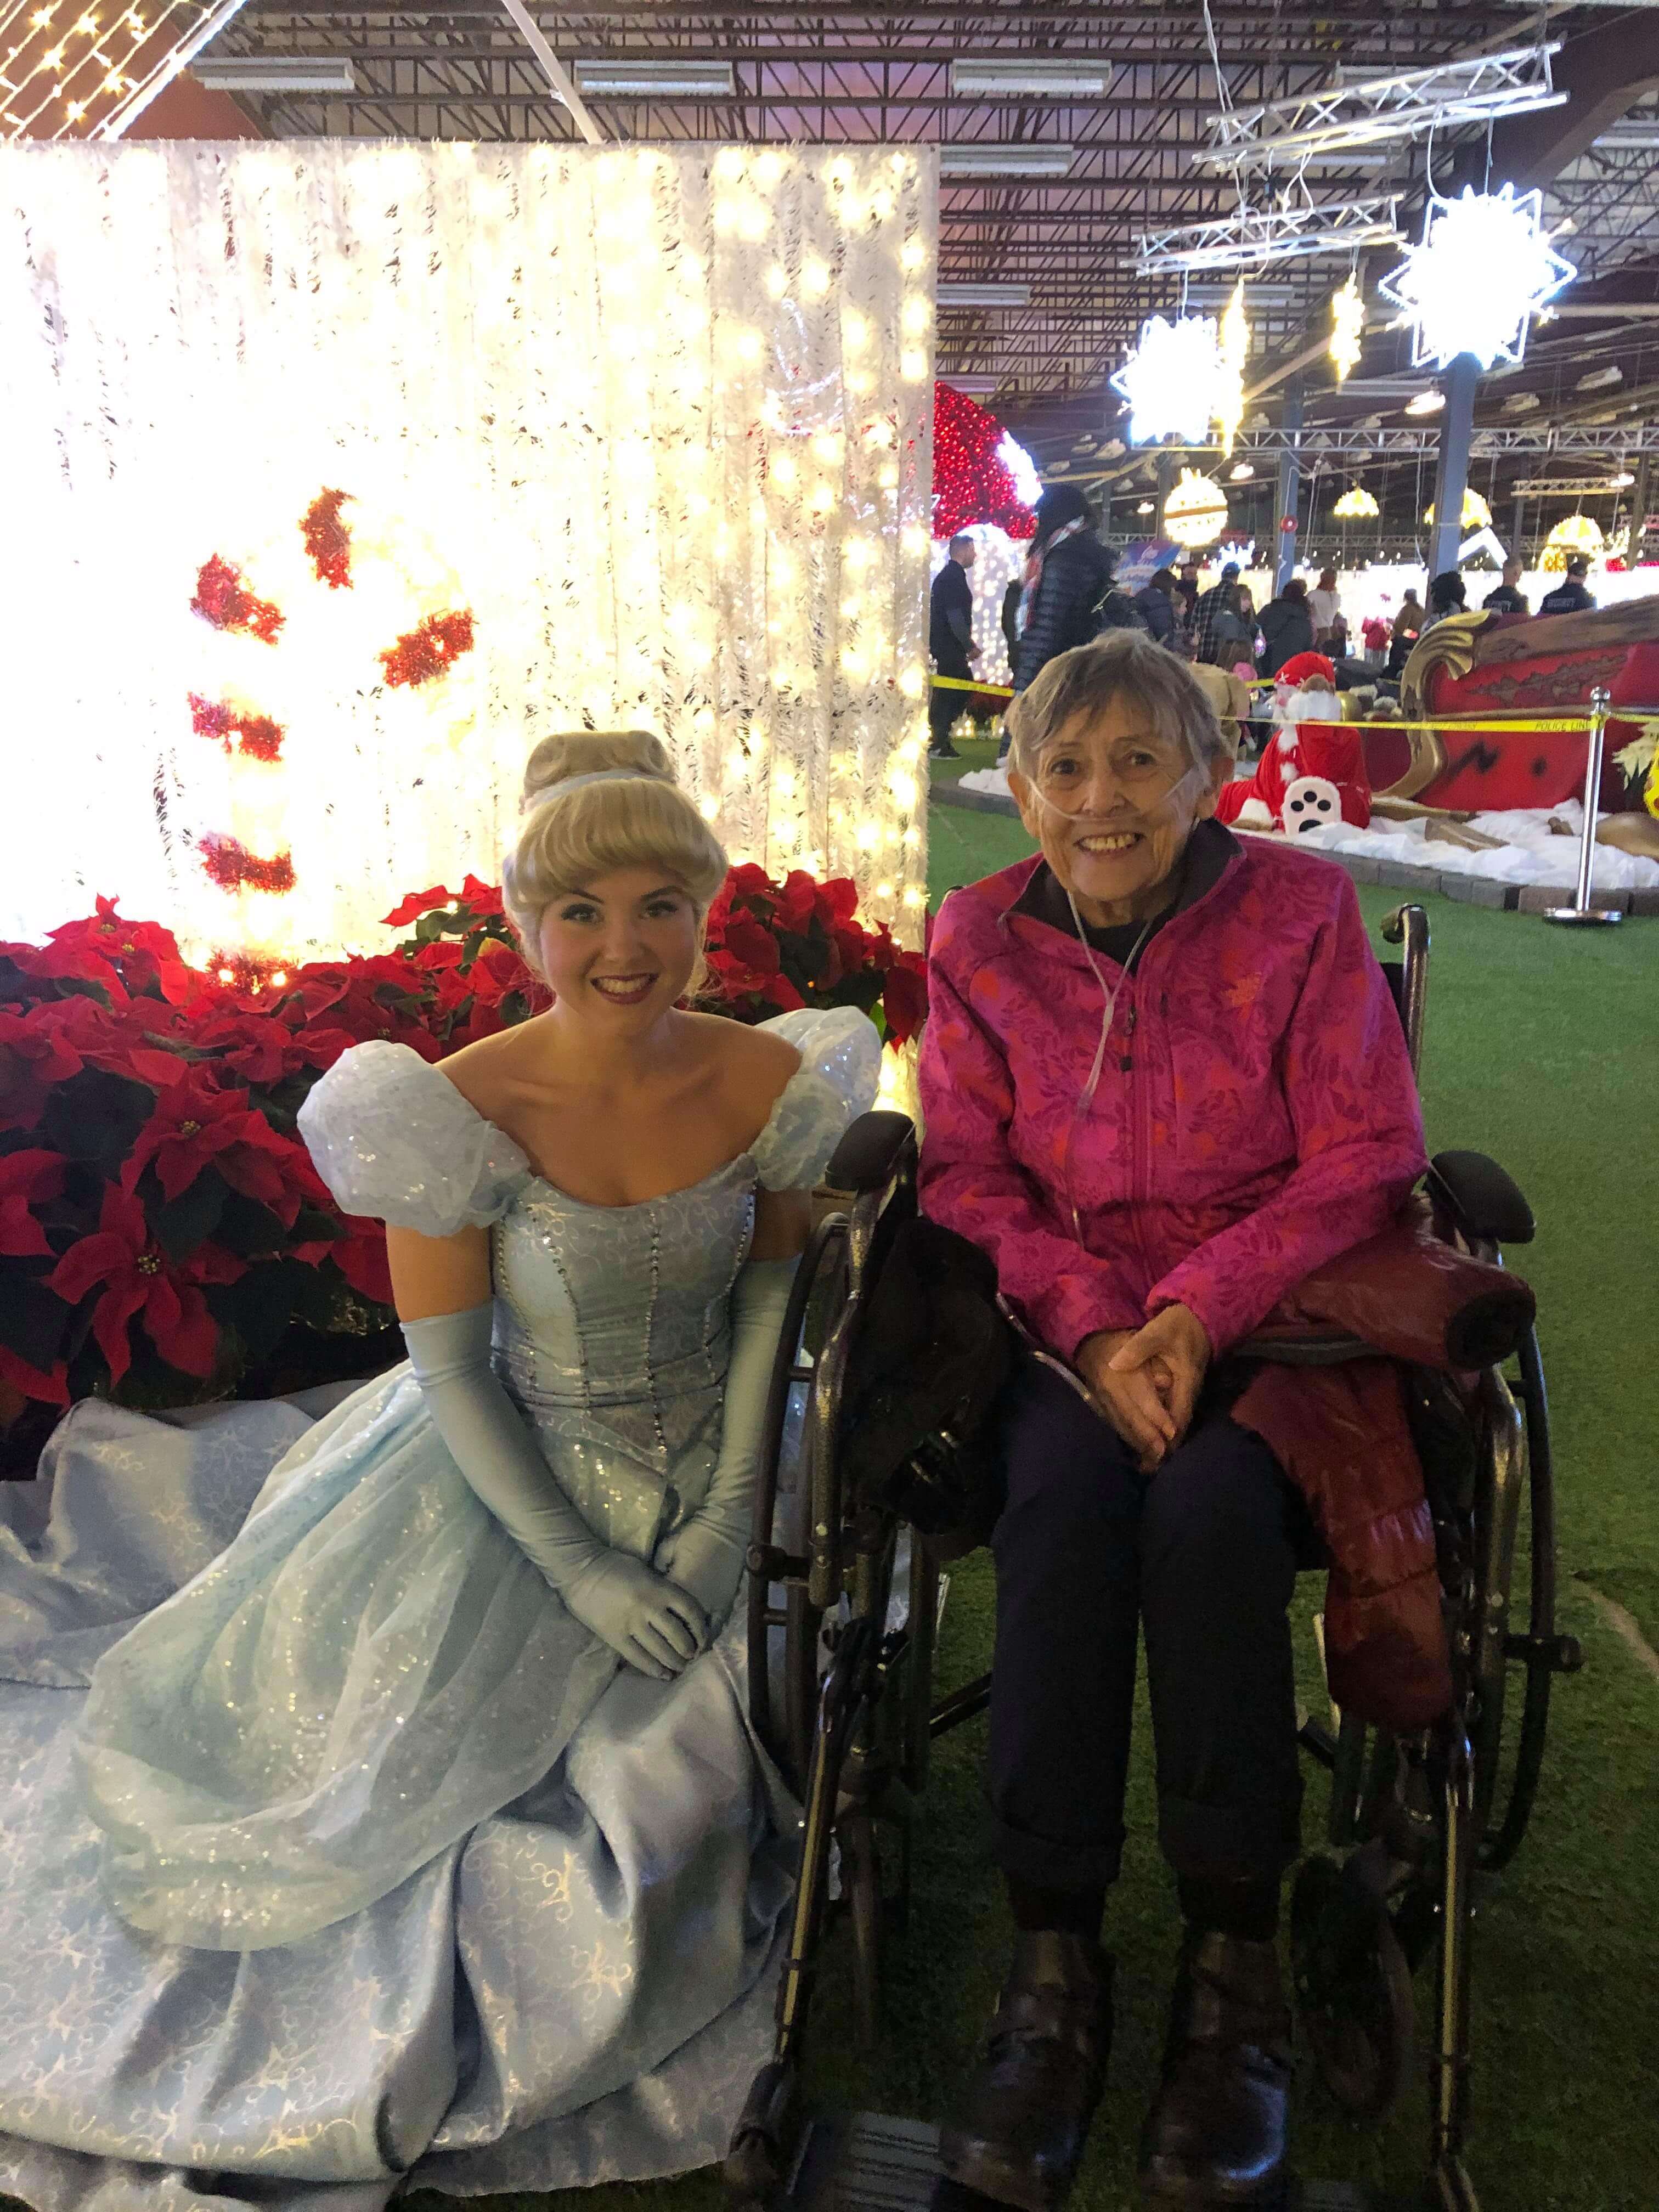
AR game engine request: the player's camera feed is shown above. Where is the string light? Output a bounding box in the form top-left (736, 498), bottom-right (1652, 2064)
top-left (1329, 273), bottom-right (1365, 382)
top-left (933, 380), bottom-right (1038, 541)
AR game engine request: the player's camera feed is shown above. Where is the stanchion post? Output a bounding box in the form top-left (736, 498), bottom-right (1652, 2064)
top-left (1544, 686), bottom-right (1623, 928)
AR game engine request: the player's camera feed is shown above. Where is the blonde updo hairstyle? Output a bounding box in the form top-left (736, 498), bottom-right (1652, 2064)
top-left (503, 731), bottom-right (729, 985)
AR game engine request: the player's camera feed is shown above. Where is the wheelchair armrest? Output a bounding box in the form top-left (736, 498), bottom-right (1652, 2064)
top-left (820, 1110), bottom-right (915, 1198)
top-left (1427, 1150), bottom-right (1536, 1247)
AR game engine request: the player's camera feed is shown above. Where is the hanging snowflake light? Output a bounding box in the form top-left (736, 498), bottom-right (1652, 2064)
top-left (1215, 282), bottom-right (1250, 458)
top-left (1329, 274), bottom-right (1365, 382)
top-left (1379, 184), bottom-right (1575, 373)
top-left (1110, 314), bottom-right (1223, 445)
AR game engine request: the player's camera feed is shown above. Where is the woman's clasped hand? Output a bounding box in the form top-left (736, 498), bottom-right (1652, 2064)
top-left (1075, 1302), bottom-right (1212, 1470)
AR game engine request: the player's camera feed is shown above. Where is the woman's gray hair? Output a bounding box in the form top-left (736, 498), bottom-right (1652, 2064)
top-left (1004, 632), bottom-right (1229, 782)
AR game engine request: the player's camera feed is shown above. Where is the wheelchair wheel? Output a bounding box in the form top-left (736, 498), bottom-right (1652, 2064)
top-left (746, 1216), bottom-right (850, 1796)
top-left (1479, 1327), bottom-right (1578, 1871)
top-left (1292, 1850), bottom-right (1415, 2123)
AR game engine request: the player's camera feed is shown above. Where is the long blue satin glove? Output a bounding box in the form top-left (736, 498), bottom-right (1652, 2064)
top-left (655, 1256), bottom-right (798, 1636)
top-left (402, 1305), bottom-right (708, 1680)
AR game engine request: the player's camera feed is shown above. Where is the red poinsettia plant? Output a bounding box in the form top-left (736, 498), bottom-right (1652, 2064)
top-left (0, 872), bottom-right (923, 1448)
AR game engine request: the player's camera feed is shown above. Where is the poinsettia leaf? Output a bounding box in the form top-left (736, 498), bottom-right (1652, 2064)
top-left (0, 1260), bottom-right (71, 1369)
top-left (149, 1167), bottom-right (228, 1261)
top-left (41, 1071), bottom-right (155, 1172)
top-left (215, 1188), bottom-right (289, 1259)
top-left (291, 1203), bottom-right (342, 1246)
top-left (209, 1261), bottom-right (308, 1363)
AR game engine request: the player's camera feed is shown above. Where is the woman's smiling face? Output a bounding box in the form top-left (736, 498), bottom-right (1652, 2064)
top-left (1009, 694), bottom-right (1225, 927)
top-left (536, 867), bottom-right (701, 1027)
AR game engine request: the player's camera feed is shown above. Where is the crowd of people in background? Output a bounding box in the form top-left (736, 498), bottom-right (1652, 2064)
top-left (929, 487), bottom-right (1603, 759)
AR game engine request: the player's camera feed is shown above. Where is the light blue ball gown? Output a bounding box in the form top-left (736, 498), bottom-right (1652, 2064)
top-left (0, 1007), bottom-right (879, 2211)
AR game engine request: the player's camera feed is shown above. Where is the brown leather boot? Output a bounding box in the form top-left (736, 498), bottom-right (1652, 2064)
top-left (938, 1931), bottom-right (1113, 2212)
top-left (1137, 1930), bottom-right (1292, 2206)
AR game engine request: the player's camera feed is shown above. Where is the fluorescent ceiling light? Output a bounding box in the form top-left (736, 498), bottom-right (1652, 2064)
top-left (574, 59), bottom-right (733, 95)
top-left (1593, 125), bottom-right (1659, 146)
top-left (193, 55), bottom-right (356, 91)
top-left (938, 281), bottom-right (1033, 307)
top-left (951, 58), bottom-right (1108, 97)
top-left (1229, 462), bottom-right (1255, 481)
top-left (940, 142), bottom-right (1075, 178)
top-left (941, 374), bottom-right (1003, 397)
top-left (1137, 501), bottom-right (1156, 514)
top-left (1298, 149), bottom-right (1393, 168)
top-left (1404, 389), bottom-right (1445, 416)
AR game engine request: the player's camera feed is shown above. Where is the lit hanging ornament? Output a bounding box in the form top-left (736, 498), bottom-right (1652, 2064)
top-left (1163, 468), bottom-right (1229, 549)
top-left (1423, 487), bottom-right (1493, 531)
top-left (1215, 281), bottom-right (1249, 459)
top-left (1541, 513), bottom-right (1604, 573)
top-left (1333, 485), bottom-right (1380, 520)
top-left (1329, 274), bottom-right (1365, 382)
top-left (1379, 184), bottom-right (1575, 373)
top-left (1110, 314), bottom-right (1223, 445)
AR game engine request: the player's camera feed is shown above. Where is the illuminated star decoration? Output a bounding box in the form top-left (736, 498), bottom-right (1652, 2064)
top-left (1329, 273), bottom-right (1365, 382)
top-left (1111, 314), bottom-right (1224, 445)
top-left (1379, 184), bottom-right (1575, 374)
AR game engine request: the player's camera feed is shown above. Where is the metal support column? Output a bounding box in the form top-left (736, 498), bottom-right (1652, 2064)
top-left (1155, 449), bottom-right (1174, 539)
top-left (1274, 377), bottom-right (1304, 592)
top-left (1429, 356), bottom-right (1479, 579)
top-left (1630, 458), bottom-right (1651, 568)
top-left (1511, 496), bottom-right (1527, 569)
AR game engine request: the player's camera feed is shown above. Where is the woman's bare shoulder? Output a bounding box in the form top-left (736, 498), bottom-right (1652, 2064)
top-left (434, 1020), bottom-right (546, 1117)
top-left (683, 1012), bottom-right (802, 1109)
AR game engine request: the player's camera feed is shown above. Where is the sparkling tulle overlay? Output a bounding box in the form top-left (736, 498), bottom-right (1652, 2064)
top-left (0, 1007), bottom-right (880, 2208)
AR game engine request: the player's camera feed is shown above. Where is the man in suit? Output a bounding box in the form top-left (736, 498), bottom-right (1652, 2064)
top-left (930, 534), bottom-right (980, 759)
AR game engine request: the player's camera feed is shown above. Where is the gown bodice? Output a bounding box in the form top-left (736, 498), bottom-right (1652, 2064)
top-left (298, 1007), bottom-right (883, 1557)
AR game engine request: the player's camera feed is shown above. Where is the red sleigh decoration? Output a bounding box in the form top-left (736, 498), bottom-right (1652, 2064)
top-left (1367, 599), bottom-right (1659, 813)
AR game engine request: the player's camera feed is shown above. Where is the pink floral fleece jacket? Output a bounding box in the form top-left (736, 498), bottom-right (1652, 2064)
top-left (918, 825), bottom-right (1429, 1361)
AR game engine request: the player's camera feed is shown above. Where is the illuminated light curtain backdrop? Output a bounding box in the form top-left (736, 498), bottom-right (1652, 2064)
top-left (0, 140), bottom-right (936, 959)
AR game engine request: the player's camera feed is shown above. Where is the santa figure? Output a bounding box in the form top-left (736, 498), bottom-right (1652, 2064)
top-left (1215, 651), bottom-right (1372, 836)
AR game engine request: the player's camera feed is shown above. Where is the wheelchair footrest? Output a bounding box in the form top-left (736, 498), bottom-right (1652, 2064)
top-left (777, 2114), bottom-right (1376, 2212)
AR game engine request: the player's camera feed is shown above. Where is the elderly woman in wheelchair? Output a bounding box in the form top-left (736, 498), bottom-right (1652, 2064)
top-left (918, 632), bottom-right (1441, 2211)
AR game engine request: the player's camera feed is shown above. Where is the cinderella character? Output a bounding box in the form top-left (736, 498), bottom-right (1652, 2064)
top-left (0, 730), bottom-right (880, 2209)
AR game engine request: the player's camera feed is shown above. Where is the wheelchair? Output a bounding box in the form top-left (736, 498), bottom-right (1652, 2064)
top-left (725, 905), bottom-right (1580, 2212)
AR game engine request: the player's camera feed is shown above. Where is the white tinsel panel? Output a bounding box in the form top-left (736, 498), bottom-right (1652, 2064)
top-left (0, 140), bottom-right (935, 960)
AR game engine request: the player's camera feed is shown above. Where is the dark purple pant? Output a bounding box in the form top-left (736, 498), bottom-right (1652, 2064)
top-left (986, 1352), bottom-right (1310, 1892)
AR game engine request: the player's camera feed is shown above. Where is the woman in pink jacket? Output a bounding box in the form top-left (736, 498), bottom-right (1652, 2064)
top-left (919, 633), bottom-right (1426, 2212)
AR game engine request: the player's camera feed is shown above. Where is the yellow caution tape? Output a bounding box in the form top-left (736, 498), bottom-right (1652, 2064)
top-left (932, 674), bottom-right (1016, 698)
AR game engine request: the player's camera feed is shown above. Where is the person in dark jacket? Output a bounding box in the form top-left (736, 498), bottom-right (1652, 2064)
top-left (1012, 486), bottom-right (1124, 696)
top-left (1538, 555), bottom-right (1595, 616)
top-left (1256, 578), bottom-right (1316, 677)
top-left (1483, 557), bottom-right (1529, 616)
top-left (1135, 567), bottom-right (1181, 647)
top-left (1001, 575), bottom-right (1024, 669)
top-left (929, 533), bottom-right (980, 758)
top-left (1427, 570), bottom-right (1467, 623)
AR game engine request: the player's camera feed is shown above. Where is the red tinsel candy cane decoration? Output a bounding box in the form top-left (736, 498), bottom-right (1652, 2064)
top-left (200, 834), bottom-right (296, 896)
top-left (188, 695), bottom-right (286, 764)
top-left (301, 488), bottom-right (355, 591)
top-left (379, 610), bottom-right (476, 689)
top-left (191, 555), bottom-right (285, 644)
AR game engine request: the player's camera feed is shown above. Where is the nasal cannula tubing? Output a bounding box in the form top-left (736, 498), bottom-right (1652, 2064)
top-left (1020, 755), bottom-right (1210, 1247)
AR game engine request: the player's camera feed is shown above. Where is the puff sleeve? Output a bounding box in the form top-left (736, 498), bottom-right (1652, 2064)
top-left (749, 1007), bottom-right (883, 1192)
top-left (297, 1041), bottom-right (532, 1235)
